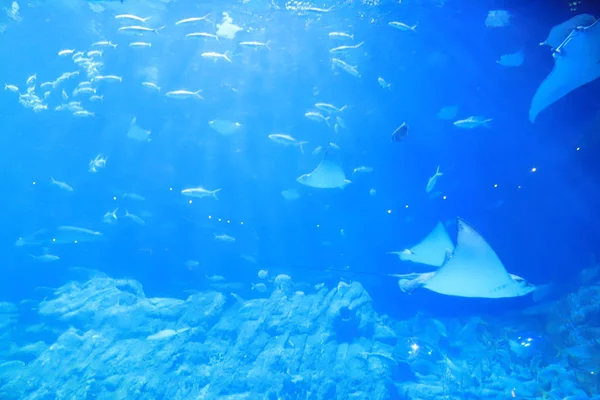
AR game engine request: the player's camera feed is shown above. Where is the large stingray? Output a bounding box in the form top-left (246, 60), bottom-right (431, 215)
top-left (389, 221), bottom-right (454, 267)
top-left (392, 218), bottom-right (536, 298)
top-left (530, 19), bottom-right (600, 123)
top-left (296, 151), bottom-right (350, 189)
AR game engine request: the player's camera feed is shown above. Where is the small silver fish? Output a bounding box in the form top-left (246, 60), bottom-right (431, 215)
top-left (115, 14), bottom-right (151, 23)
top-left (239, 41), bottom-right (271, 50)
top-left (50, 177), bottom-right (74, 192)
top-left (453, 116), bottom-right (492, 129)
top-left (389, 21), bottom-right (417, 31)
top-left (166, 90), bottom-right (203, 100)
top-left (103, 208), bottom-right (118, 224)
top-left (329, 41), bottom-right (364, 53)
top-left (142, 82), bottom-right (161, 92)
top-left (92, 41), bottom-right (117, 49)
top-left (331, 58), bottom-right (361, 78)
top-left (181, 187), bottom-right (220, 199)
top-left (251, 283), bottom-right (268, 292)
top-left (118, 25), bottom-right (164, 34)
top-left (353, 166), bottom-right (374, 175)
top-left (426, 166), bottom-right (443, 193)
top-left (392, 122), bottom-right (408, 142)
top-left (268, 134), bottom-right (308, 153)
top-left (214, 233), bottom-right (235, 243)
top-left (73, 110), bottom-right (94, 118)
top-left (175, 14), bottom-right (211, 25)
top-left (201, 51), bottom-right (231, 62)
top-left (186, 32), bottom-right (220, 41)
top-left (124, 209), bottom-right (146, 226)
top-left (29, 254), bottom-right (60, 262)
top-left (378, 77), bottom-right (391, 89)
top-left (315, 103), bottom-right (347, 114)
top-left (305, 111), bottom-right (330, 124)
top-left (185, 260), bottom-right (200, 269)
top-left (328, 32), bottom-right (354, 40)
top-left (129, 42), bottom-right (152, 48)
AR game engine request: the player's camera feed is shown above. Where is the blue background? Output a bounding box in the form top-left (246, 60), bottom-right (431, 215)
top-left (0, 0), bottom-right (599, 321)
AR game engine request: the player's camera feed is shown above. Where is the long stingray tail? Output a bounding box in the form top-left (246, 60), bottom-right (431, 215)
top-left (398, 278), bottom-right (421, 293)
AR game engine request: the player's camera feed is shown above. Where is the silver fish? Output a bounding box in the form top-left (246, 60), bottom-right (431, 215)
top-left (392, 122), bottom-right (408, 142)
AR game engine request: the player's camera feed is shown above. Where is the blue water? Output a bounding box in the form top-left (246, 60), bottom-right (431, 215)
top-left (1, 0), bottom-right (600, 398)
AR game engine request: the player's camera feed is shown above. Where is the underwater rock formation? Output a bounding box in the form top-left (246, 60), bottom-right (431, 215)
top-left (3, 272), bottom-right (600, 399)
top-left (0, 277), bottom-right (399, 399)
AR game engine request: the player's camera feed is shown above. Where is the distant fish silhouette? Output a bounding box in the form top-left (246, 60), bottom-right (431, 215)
top-left (16, 226), bottom-right (103, 247)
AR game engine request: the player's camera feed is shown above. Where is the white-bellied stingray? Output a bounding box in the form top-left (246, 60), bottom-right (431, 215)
top-left (127, 117), bottom-right (151, 142)
top-left (530, 19), bottom-right (600, 123)
top-left (388, 221), bottom-right (454, 267)
top-left (540, 14), bottom-right (597, 49)
top-left (392, 218), bottom-right (536, 298)
top-left (296, 149), bottom-right (350, 189)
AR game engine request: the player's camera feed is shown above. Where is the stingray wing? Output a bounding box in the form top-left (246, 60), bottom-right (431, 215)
top-left (540, 14), bottom-right (597, 48)
top-left (530, 20), bottom-right (600, 122)
top-left (423, 218), bottom-right (518, 298)
top-left (391, 222), bottom-right (454, 267)
top-left (303, 160), bottom-right (346, 188)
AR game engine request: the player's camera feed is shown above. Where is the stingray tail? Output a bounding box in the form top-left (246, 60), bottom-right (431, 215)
top-left (398, 277), bottom-right (422, 293)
